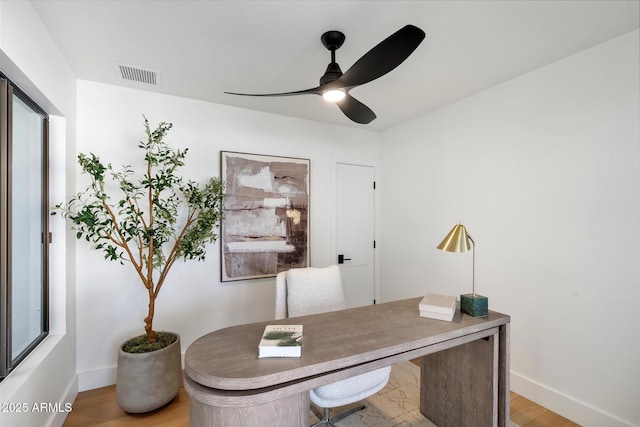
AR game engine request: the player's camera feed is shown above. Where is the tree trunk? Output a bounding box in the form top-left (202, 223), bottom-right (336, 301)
top-left (145, 297), bottom-right (156, 344)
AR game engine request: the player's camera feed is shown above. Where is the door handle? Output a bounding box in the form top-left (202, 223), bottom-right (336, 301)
top-left (338, 254), bottom-right (352, 264)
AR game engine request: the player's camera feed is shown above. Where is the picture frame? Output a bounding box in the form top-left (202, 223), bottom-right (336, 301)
top-left (220, 151), bottom-right (310, 281)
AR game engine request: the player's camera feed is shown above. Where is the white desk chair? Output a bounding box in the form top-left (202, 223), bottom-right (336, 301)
top-left (275, 265), bottom-right (391, 427)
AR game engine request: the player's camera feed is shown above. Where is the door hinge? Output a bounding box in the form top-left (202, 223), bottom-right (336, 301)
top-left (373, 299), bottom-right (377, 305)
top-left (373, 181), bottom-right (376, 189)
top-left (373, 240), bottom-right (376, 249)
top-left (42, 232), bottom-right (52, 244)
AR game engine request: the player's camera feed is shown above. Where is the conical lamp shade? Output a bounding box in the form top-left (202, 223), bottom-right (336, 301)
top-left (437, 224), bottom-right (472, 253)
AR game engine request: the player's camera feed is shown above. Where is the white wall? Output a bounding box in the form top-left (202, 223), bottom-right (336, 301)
top-left (3, 5), bottom-right (636, 426)
top-left (74, 80), bottom-right (381, 390)
top-left (380, 31), bottom-right (640, 427)
top-left (0, 2), bottom-right (77, 427)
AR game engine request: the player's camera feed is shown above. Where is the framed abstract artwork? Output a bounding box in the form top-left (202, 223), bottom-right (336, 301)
top-left (220, 151), bottom-right (310, 281)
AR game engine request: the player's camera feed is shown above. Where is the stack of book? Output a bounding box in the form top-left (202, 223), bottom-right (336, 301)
top-left (419, 293), bottom-right (457, 321)
top-left (258, 325), bottom-right (303, 358)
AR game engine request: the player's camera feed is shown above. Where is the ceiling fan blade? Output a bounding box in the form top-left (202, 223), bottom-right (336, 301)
top-left (336, 94), bottom-right (376, 124)
top-left (332, 24), bottom-right (425, 90)
top-left (225, 87), bottom-right (321, 97)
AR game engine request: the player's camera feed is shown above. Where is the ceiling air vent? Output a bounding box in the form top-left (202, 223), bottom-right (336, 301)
top-left (115, 63), bottom-right (160, 86)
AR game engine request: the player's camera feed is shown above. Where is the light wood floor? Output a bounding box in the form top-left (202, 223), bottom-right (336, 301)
top-left (63, 373), bottom-right (581, 427)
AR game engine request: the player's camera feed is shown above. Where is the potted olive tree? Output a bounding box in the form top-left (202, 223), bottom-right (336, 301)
top-left (56, 117), bottom-right (224, 413)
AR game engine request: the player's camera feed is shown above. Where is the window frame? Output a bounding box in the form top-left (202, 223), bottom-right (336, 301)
top-left (0, 73), bottom-right (50, 381)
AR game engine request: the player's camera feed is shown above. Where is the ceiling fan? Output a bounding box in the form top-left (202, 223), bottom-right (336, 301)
top-left (225, 25), bottom-right (426, 124)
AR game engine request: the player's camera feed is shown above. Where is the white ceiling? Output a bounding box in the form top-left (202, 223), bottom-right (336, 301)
top-left (31, 0), bottom-right (639, 131)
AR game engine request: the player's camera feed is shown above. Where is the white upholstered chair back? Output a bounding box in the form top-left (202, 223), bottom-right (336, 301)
top-left (275, 265), bottom-right (345, 319)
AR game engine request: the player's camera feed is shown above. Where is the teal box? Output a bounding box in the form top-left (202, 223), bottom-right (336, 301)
top-left (460, 294), bottom-right (488, 317)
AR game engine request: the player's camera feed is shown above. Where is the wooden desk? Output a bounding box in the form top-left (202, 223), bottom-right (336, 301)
top-left (184, 297), bottom-right (510, 427)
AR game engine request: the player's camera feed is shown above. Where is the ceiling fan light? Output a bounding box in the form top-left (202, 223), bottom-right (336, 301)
top-left (323, 89), bottom-right (346, 102)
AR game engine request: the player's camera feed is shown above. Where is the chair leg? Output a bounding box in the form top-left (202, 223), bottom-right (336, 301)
top-left (329, 403), bottom-right (366, 424)
top-left (310, 403), bottom-right (366, 427)
top-left (311, 407), bottom-right (334, 427)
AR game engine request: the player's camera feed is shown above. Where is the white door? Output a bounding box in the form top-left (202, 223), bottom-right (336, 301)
top-left (336, 163), bottom-right (375, 308)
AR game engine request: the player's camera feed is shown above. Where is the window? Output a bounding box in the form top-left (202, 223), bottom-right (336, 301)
top-left (0, 73), bottom-right (49, 380)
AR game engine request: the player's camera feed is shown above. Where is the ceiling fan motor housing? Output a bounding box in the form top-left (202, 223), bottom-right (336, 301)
top-left (320, 62), bottom-right (343, 85)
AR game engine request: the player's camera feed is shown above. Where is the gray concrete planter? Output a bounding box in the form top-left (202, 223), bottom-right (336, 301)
top-left (115, 333), bottom-right (182, 413)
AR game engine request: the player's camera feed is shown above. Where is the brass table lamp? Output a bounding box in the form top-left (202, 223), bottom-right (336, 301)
top-left (437, 223), bottom-right (488, 317)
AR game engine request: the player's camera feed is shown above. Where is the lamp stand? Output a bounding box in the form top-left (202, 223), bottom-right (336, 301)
top-left (460, 237), bottom-right (488, 317)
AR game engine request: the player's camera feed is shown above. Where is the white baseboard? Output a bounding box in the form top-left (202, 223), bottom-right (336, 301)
top-left (48, 374), bottom-right (78, 427)
top-left (511, 371), bottom-right (637, 427)
top-left (77, 365), bottom-right (117, 392)
top-left (77, 351), bottom-right (186, 392)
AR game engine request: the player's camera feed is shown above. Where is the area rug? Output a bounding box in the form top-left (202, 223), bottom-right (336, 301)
top-left (310, 361), bottom-right (519, 427)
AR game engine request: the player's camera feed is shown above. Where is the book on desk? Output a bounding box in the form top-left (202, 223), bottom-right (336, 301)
top-left (419, 293), bottom-right (457, 321)
top-left (258, 325), bottom-right (303, 358)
